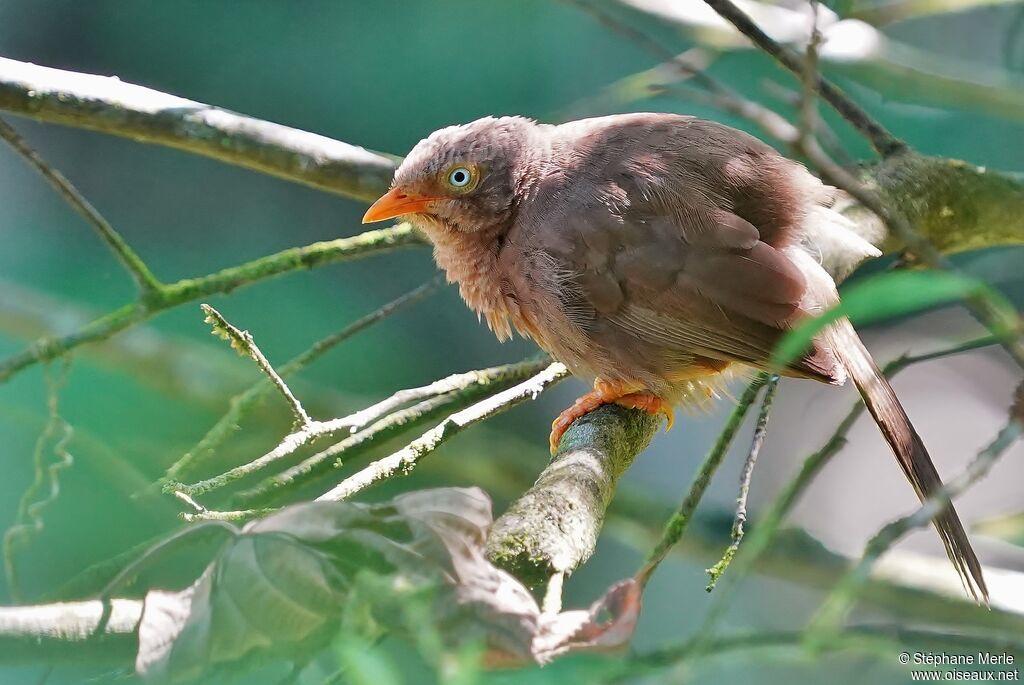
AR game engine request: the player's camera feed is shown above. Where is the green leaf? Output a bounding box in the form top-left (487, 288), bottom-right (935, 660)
top-left (335, 636), bottom-right (403, 685)
top-left (772, 270), bottom-right (1017, 370)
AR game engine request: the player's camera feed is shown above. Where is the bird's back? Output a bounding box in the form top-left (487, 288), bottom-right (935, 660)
top-left (502, 113), bottom-right (847, 396)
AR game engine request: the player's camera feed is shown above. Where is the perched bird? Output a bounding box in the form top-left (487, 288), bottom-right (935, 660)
top-left (363, 113), bottom-right (987, 602)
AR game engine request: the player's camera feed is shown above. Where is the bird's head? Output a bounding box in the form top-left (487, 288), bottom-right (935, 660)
top-left (362, 116), bottom-right (537, 236)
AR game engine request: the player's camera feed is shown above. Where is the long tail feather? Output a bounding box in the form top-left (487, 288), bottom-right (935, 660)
top-left (826, 319), bottom-right (989, 603)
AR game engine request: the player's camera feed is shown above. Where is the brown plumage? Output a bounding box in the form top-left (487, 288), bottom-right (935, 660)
top-left (363, 113), bottom-right (988, 602)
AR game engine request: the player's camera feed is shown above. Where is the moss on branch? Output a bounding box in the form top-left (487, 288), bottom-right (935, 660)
top-left (866, 152), bottom-right (1024, 255)
top-left (485, 404), bottom-right (660, 586)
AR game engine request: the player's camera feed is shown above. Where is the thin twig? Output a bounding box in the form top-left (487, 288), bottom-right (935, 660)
top-left (0, 224), bottom-right (425, 384)
top-left (162, 278), bottom-right (441, 483)
top-left (0, 117), bottom-right (161, 294)
top-left (316, 363), bottom-right (570, 502)
top-left (201, 304), bottom-right (312, 426)
top-left (171, 490), bottom-right (206, 514)
top-left (700, 0), bottom-right (906, 156)
top-left (234, 357), bottom-right (553, 506)
top-left (565, 0), bottom-right (841, 169)
top-left (807, 408), bottom-right (1023, 641)
top-left (706, 374), bottom-right (779, 591)
top-left (635, 373), bottom-right (771, 587)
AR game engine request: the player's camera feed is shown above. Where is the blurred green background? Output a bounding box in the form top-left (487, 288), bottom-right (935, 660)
top-left (1, 1), bottom-right (1023, 683)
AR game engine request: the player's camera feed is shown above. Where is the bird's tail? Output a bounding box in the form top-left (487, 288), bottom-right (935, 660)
top-left (825, 319), bottom-right (989, 604)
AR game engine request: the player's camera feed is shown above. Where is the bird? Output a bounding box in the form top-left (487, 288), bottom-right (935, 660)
top-left (362, 113), bottom-right (988, 602)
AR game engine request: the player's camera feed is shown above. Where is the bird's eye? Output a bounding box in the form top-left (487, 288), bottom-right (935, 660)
top-left (447, 166), bottom-right (473, 188)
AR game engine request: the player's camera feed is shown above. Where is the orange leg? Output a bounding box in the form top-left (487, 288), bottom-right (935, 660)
top-left (549, 378), bottom-right (674, 454)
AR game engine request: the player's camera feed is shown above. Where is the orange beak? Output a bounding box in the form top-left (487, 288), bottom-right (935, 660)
top-left (362, 187), bottom-right (441, 223)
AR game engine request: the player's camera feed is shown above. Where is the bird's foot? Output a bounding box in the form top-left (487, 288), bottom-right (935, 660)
top-left (549, 380), bottom-right (673, 454)
top-left (613, 392), bottom-right (675, 431)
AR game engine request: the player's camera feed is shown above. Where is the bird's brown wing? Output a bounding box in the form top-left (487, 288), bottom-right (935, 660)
top-left (507, 112), bottom-right (840, 381)
top-left (527, 187), bottom-right (841, 382)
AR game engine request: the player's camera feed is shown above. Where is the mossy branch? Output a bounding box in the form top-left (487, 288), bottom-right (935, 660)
top-left (485, 403), bottom-right (662, 587)
top-left (0, 223), bottom-right (425, 383)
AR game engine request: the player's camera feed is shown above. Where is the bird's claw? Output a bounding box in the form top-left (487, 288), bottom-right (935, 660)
top-left (548, 389), bottom-right (674, 455)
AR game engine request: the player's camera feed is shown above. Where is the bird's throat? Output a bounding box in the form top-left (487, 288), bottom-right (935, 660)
top-left (423, 221), bottom-right (517, 341)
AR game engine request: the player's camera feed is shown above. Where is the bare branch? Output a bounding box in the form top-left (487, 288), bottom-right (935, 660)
top-left (162, 278), bottom-right (441, 483)
top-left (0, 57), bottom-right (397, 202)
top-left (316, 363), bottom-right (570, 502)
top-left (200, 304), bottom-right (312, 427)
top-left (699, 0), bottom-right (906, 156)
top-left (0, 117), bottom-right (160, 294)
top-left (234, 357), bottom-right (554, 505)
top-left (179, 357), bottom-right (552, 499)
top-left (199, 305), bottom-right (311, 427)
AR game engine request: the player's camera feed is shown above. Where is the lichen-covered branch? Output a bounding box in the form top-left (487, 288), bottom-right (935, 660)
top-left (0, 57), bottom-right (398, 202)
top-left (235, 357), bottom-right (554, 505)
top-left (316, 363), bottom-right (570, 502)
top-left (485, 404), bottom-right (662, 586)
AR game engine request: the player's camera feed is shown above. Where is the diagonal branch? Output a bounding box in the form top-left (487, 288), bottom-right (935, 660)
top-left (0, 57), bottom-right (398, 203)
top-left (705, 373), bottom-right (780, 590)
top-left (0, 117), bottom-right (161, 294)
top-left (177, 357), bottom-right (553, 499)
top-left (200, 304), bottom-right (312, 426)
top-left (699, 0), bottom-right (906, 157)
top-left (316, 362), bottom-right (570, 502)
